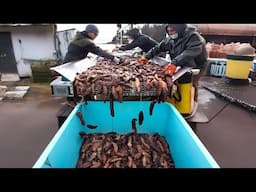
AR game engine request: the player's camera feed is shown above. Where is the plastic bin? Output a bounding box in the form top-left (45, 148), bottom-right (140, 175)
top-left (226, 55), bottom-right (254, 79)
top-left (33, 101), bottom-right (219, 168)
top-left (50, 77), bottom-right (74, 97)
top-left (167, 72), bottom-right (193, 115)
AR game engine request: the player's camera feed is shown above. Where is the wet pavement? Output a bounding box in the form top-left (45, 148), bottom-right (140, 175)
top-left (196, 77), bottom-right (256, 168)
top-left (1, 77), bottom-right (256, 168)
top-left (0, 83), bottom-right (66, 168)
top-left (200, 76), bottom-right (256, 112)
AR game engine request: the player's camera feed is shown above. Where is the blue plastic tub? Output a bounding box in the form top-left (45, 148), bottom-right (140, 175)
top-left (33, 101), bottom-right (219, 168)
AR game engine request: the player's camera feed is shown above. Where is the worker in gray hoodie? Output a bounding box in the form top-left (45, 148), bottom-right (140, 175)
top-left (138, 24), bottom-right (208, 101)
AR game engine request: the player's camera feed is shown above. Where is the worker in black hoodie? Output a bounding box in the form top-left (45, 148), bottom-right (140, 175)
top-left (112, 28), bottom-right (158, 53)
top-left (138, 24), bottom-right (208, 101)
top-left (63, 24), bottom-right (120, 64)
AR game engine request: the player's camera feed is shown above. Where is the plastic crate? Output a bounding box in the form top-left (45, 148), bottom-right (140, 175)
top-left (253, 60), bottom-right (256, 71)
top-left (209, 58), bottom-right (227, 77)
top-left (50, 77), bottom-right (74, 97)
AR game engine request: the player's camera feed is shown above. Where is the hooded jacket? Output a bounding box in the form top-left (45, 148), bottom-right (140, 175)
top-left (63, 31), bottom-right (114, 63)
top-left (119, 28), bottom-right (158, 53)
top-left (145, 24), bottom-right (208, 69)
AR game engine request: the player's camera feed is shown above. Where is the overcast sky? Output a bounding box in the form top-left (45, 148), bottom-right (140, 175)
top-left (57, 24), bottom-right (118, 44)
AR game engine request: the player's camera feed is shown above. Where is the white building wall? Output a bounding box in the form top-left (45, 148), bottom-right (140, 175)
top-left (57, 29), bottom-right (76, 60)
top-left (0, 25), bottom-right (56, 77)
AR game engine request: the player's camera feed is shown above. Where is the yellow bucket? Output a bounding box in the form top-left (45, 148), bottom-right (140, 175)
top-left (167, 83), bottom-right (193, 115)
top-left (226, 54), bottom-right (254, 79)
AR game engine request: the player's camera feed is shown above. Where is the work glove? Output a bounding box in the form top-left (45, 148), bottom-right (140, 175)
top-left (137, 56), bottom-right (148, 64)
top-left (163, 64), bottom-right (177, 75)
top-left (113, 57), bottom-right (121, 64)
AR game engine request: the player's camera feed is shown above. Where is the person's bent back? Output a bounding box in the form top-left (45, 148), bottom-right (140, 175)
top-left (63, 24), bottom-right (119, 64)
top-left (115, 28), bottom-right (158, 53)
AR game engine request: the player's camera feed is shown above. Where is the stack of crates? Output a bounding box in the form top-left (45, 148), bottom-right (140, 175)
top-left (208, 58), bottom-right (227, 77)
top-left (249, 60), bottom-right (256, 81)
top-left (253, 60), bottom-right (256, 72)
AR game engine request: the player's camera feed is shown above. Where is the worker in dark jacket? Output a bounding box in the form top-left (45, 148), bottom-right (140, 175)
top-left (112, 28), bottom-right (158, 53)
top-left (139, 24), bottom-right (208, 101)
top-left (63, 24), bottom-right (120, 64)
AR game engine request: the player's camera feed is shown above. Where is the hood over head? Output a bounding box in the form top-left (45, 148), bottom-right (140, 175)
top-left (125, 28), bottom-right (141, 39)
top-left (165, 24), bottom-right (187, 37)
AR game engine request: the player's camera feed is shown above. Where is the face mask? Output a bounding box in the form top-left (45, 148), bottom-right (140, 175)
top-left (170, 33), bottom-right (178, 40)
